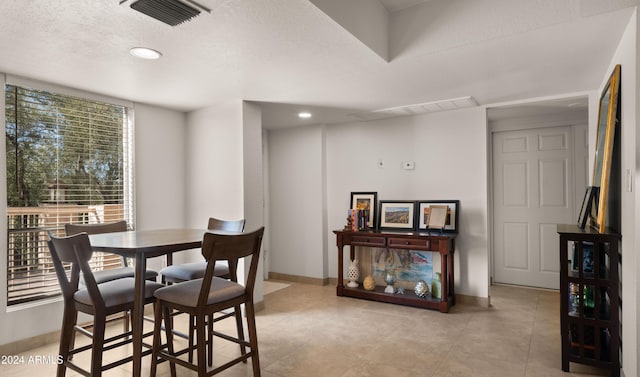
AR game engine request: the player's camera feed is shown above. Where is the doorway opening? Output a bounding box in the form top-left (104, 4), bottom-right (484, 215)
top-left (488, 96), bottom-right (589, 290)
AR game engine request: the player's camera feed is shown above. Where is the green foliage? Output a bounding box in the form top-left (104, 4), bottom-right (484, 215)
top-left (5, 85), bottom-right (126, 207)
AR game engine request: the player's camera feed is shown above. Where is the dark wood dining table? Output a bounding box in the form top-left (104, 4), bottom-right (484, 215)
top-left (89, 228), bottom-right (205, 377)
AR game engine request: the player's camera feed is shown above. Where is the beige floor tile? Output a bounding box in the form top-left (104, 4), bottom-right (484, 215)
top-left (0, 281), bottom-right (617, 377)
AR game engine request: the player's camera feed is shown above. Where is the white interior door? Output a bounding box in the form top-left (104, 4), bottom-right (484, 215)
top-left (492, 125), bottom-right (587, 289)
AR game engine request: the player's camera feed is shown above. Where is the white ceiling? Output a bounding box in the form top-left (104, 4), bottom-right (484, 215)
top-left (0, 0), bottom-right (636, 129)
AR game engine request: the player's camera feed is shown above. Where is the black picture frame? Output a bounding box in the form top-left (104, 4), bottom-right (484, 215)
top-left (350, 192), bottom-right (377, 229)
top-left (577, 186), bottom-right (598, 229)
top-left (415, 200), bottom-right (459, 232)
top-left (378, 200), bottom-right (416, 231)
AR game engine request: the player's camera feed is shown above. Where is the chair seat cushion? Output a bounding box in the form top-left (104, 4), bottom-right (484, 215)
top-left (154, 277), bottom-right (244, 308)
top-left (82, 267), bottom-right (158, 286)
top-left (74, 277), bottom-right (164, 308)
top-left (160, 261), bottom-right (229, 281)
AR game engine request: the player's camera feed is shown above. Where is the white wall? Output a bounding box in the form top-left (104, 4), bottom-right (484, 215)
top-left (184, 100), bottom-right (264, 302)
top-left (603, 9), bottom-right (639, 377)
top-left (327, 107), bottom-right (489, 298)
top-left (0, 99), bottom-right (187, 346)
top-left (133, 103), bottom-right (188, 272)
top-left (181, 101), bottom-right (244, 266)
top-left (268, 106), bottom-right (489, 298)
top-left (268, 125), bottom-right (327, 279)
top-left (185, 101), bottom-right (244, 227)
top-left (242, 101), bottom-right (265, 300)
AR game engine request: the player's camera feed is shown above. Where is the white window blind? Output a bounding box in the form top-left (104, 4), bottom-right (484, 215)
top-left (5, 83), bottom-right (135, 305)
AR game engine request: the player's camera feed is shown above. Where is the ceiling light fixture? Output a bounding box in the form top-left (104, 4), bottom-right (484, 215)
top-left (130, 47), bottom-right (163, 60)
top-left (298, 112), bottom-right (312, 119)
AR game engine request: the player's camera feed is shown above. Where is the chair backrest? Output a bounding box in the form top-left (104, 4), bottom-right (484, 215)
top-left (207, 218), bottom-right (245, 281)
top-left (198, 227), bottom-right (264, 306)
top-left (65, 221), bottom-right (128, 266)
top-left (65, 220), bottom-right (128, 236)
top-left (47, 232), bottom-right (105, 308)
top-left (207, 217), bottom-right (245, 232)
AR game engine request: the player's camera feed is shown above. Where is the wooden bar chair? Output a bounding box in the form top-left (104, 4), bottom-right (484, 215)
top-left (160, 217), bottom-right (245, 284)
top-left (47, 231), bottom-right (165, 377)
top-left (160, 217), bottom-right (245, 363)
top-left (150, 227), bottom-right (265, 377)
top-left (65, 220), bottom-right (159, 332)
top-left (65, 221), bottom-right (159, 283)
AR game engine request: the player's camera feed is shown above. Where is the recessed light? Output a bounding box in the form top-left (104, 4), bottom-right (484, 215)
top-left (130, 47), bottom-right (162, 60)
top-left (298, 112), bottom-right (312, 118)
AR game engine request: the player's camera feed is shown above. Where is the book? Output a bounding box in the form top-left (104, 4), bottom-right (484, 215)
top-left (427, 205), bottom-right (448, 229)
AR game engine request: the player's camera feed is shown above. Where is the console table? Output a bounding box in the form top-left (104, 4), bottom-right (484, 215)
top-left (334, 230), bottom-right (456, 313)
top-left (557, 224), bottom-right (620, 376)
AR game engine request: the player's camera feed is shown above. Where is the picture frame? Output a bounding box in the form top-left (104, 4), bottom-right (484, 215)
top-left (416, 200), bottom-right (459, 232)
top-left (577, 186), bottom-right (598, 229)
top-left (378, 201), bottom-right (415, 230)
top-left (589, 64), bottom-right (621, 233)
top-left (350, 192), bottom-right (377, 228)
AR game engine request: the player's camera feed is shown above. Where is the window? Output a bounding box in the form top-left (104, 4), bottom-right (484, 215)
top-left (5, 82), bottom-right (135, 305)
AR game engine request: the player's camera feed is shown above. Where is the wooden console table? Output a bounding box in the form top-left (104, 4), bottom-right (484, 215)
top-left (557, 224), bottom-right (620, 376)
top-left (334, 230), bottom-right (456, 313)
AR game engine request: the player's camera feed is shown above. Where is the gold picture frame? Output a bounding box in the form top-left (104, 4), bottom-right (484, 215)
top-left (590, 64), bottom-right (621, 233)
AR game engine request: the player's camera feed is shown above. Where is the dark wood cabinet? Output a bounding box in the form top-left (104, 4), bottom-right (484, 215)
top-left (333, 230), bottom-right (456, 313)
top-left (557, 224), bottom-right (620, 377)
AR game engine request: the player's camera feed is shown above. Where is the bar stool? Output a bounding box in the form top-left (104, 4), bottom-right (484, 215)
top-left (160, 217), bottom-right (245, 364)
top-left (48, 231), bottom-right (164, 377)
top-left (150, 227), bottom-right (265, 377)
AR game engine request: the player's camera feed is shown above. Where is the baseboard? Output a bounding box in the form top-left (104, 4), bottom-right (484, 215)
top-left (456, 293), bottom-right (490, 307)
top-left (268, 272), bottom-right (330, 286)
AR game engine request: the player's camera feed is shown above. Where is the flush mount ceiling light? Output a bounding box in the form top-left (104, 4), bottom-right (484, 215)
top-left (130, 47), bottom-right (162, 59)
top-left (298, 112), bottom-right (312, 119)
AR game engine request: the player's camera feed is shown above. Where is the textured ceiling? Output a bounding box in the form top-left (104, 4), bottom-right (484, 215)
top-left (0, 0), bottom-right (637, 129)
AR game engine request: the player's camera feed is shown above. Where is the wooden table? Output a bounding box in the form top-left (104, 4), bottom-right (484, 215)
top-left (89, 228), bottom-right (205, 377)
top-left (334, 230), bottom-right (457, 313)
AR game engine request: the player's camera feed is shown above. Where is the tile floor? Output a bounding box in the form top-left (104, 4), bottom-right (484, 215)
top-left (1, 282), bottom-right (611, 377)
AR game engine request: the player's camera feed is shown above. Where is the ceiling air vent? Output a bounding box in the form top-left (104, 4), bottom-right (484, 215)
top-left (125, 0), bottom-right (210, 26)
top-left (349, 96), bottom-right (479, 121)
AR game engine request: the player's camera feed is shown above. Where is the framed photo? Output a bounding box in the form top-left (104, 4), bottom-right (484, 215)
top-left (378, 201), bottom-right (415, 230)
top-left (350, 192), bottom-right (377, 228)
top-left (577, 186), bottom-right (598, 229)
top-left (416, 200), bottom-right (459, 232)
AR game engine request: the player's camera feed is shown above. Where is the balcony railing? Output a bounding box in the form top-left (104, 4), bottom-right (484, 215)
top-left (7, 204), bottom-right (125, 305)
